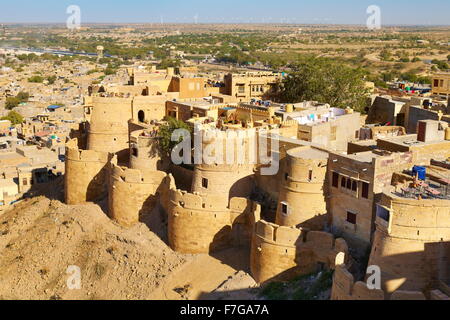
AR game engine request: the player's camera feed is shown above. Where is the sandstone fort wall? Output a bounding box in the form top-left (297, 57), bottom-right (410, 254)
top-left (250, 219), bottom-right (348, 283)
top-left (108, 158), bottom-right (167, 227)
top-left (65, 139), bottom-right (112, 205)
top-left (167, 189), bottom-right (260, 254)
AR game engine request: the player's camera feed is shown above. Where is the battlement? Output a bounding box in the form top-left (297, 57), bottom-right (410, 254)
top-left (108, 157), bottom-right (168, 227)
top-left (167, 187), bottom-right (259, 254)
top-left (254, 220), bottom-right (347, 252)
top-left (169, 189), bottom-right (227, 211)
top-left (111, 162), bottom-right (167, 185)
top-left (331, 262), bottom-right (449, 300)
top-left (376, 192), bottom-right (450, 241)
top-left (254, 220), bottom-right (303, 247)
top-left (87, 96), bottom-right (134, 105)
top-left (65, 140), bottom-right (112, 205)
top-left (251, 219), bottom-right (348, 283)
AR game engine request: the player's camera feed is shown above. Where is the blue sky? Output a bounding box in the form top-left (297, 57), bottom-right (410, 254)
top-left (0, 0), bottom-right (449, 25)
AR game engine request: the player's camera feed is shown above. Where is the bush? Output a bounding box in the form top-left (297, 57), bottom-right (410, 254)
top-left (46, 76), bottom-right (57, 85)
top-left (5, 97), bottom-right (20, 110)
top-left (259, 282), bottom-right (288, 300)
top-left (28, 76), bottom-right (44, 83)
top-left (1, 111), bottom-right (24, 125)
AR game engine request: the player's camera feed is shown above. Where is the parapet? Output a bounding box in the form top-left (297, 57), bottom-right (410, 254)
top-left (331, 262), bottom-right (448, 300)
top-left (251, 220), bottom-right (348, 283)
top-left (108, 159), bottom-right (168, 227)
top-left (65, 139), bottom-right (113, 205)
top-left (167, 189), bottom-right (260, 254)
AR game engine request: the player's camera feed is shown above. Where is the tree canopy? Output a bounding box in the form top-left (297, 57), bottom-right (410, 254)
top-left (267, 58), bottom-right (370, 113)
top-left (1, 111), bottom-right (24, 125)
top-left (159, 117), bottom-right (192, 155)
top-left (5, 92), bottom-right (29, 110)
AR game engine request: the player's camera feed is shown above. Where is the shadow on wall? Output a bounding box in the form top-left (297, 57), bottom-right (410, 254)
top-left (229, 175), bottom-right (255, 200)
top-left (368, 241), bottom-right (450, 295)
top-left (116, 148), bottom-right (130, 166)
top-left (138, 180), bottom-right (170, 243)
top-left (86, 163), bottom-right (110, 206)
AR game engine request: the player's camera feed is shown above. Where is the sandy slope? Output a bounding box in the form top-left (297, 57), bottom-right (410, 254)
top-left (0, 196), bottom-right (257, 300)
top-left (0, 197), bottom-right (188, 300)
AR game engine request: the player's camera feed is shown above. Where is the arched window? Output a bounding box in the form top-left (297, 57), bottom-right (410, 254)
top-left (138, 110), bottom-right (145, 123)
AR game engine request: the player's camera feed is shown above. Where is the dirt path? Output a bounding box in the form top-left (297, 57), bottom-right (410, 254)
top-left (149, 248), bottom-right (252, 300)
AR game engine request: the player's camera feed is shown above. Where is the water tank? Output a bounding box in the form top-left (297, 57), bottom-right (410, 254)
top-left (412, 166), bottom-right (426, 181)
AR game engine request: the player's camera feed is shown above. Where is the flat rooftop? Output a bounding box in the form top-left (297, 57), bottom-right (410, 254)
top-left (288, 146), bottom-right (329, 160)
top-left (378, 134), bottom-right (450, 148)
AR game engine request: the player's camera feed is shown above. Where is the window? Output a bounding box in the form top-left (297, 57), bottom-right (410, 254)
top-left (332, 172), bottom-right (339, 188)
top-left (346, 178), bottom-right (352, 190)
top-left (281, 202), bottom-right (289, 215)
top-left (132, 148), bottom-right (138, 157)
top-left (362, 182), bottom-right (369, 199)
top-left (376, 205), bottom-right (390, 222)
top-left (352, 181), bottom-right (358, 192)
top-left (138, 110), bottom-right (145, 123)
top-left (434, 79), bottom-right (439, 87)
top-left (308, 170), bottom-right (313, 181)
top-left (341, 177), bottom-right (346, 188)
top-left (202, 178), bottom-right (208, 189)
top-left (23, 178), bottom-right (28, 186)
top-left (347, 212), bottom-right (357, 225)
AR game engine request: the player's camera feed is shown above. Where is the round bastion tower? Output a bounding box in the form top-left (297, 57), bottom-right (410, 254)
top-left (191, 128), bottom-right (256, 204)
top-left (275, 146), bottom-right (329, 230)
top-left (108, 156), bottom-right (168, 227)
top-left (87, 97), bottom-right (133, 163)
top-left (129, 126), bottom-right (168, 172)
top-left (368, 192), bottom-right (450, 296)
top-left (65, 138), bottom-right (113, 205)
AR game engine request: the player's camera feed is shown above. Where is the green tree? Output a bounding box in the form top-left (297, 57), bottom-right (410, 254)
top-left (16, 91), bottom-right (29, 102)
top-left (268, 58), bottom-right (370, 113)
top-left (46, 76), bottom-right (57, 85)
top-left (28, 75), bottom-right (44, 83)
top-left (159, 117), bottom-right (192, 155)
top-left (5, 97), bottom-right (20, 110)
top-left (1, 111), bottom-right (24, 125)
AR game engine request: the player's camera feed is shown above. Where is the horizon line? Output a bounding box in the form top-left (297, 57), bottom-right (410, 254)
top-left (1, 22), bottom-right (450, 27)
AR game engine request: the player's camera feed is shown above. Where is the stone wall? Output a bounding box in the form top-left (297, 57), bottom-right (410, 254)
top-left (368, 193), bottom-right (450, 295)
top-left (108, 158), bottom-right (168, 227)
top-left (129, 127), bottom-right (165, 172)
top-left (331, 262), bottom-right (449, 300)
top-left (250, 219), bottom-right (348, 283)
top-left (64, 139), bottom-right (112, 205)
top-left (275, 146), bottom-right (328, 229)
top-left (167, 189), bottom-right (260, 254)
top-left (87, 97), bottom-right (133, 162)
